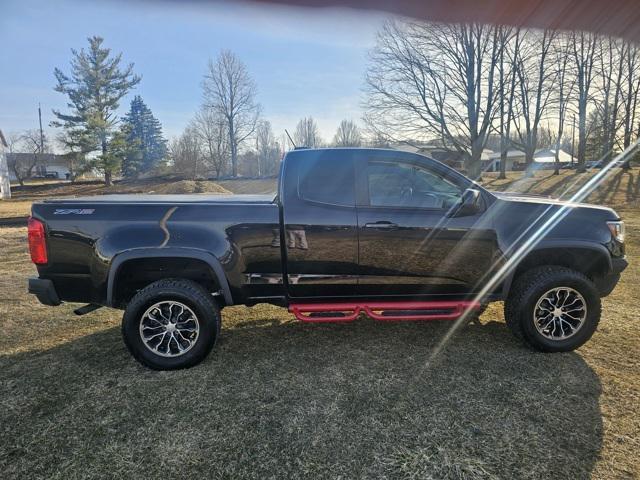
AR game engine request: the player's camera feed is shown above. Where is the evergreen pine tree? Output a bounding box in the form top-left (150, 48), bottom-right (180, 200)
top-left (121, 96), bottom-right (168, 177)
top-left (52, 36), bottom-right (140, 185)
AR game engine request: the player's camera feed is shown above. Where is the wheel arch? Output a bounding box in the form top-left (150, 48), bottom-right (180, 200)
top-left (107, 248), bottom-right (233, 308)
top-left (501, 240), bottom-right (612, 299)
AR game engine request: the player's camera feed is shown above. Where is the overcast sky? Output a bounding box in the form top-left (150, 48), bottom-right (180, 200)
top-left (0, 0), bottom-right (387, 148)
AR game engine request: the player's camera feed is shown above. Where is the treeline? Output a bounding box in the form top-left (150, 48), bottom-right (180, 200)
top-left (170, 49), bottom-right (366, 180)
top-left (7, 35), bottom-right (167, 186)
top-left (50, 36), bottom-right (170, 185)
top-left (365, 22), bottom-right (640, 177)
top-left (47, 38), bottom-right (371, 184)
top-left (43, 24), bottom-right (640, 185)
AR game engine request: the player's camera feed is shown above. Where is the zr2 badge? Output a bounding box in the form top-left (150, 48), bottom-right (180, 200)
top-left (54, 209), bottom-right (95, 215)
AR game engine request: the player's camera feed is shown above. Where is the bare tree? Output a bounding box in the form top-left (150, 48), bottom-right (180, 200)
top-left (552, 33), bottom-right (576, 175)
top-left (192, 107), bottom-right (229, 179)
top-left (364, 20), bottom-right (640, 175)
top-left (497, 27), bottom-right (519, 179)
top-left (622, 42), bottom-right (640, 169)
top-left (255, 120), bottom-right (280, 176)
top-left (169, 126), bottom-right (202, 180)
top-left (6, 130), bottom-right (50, 185)
top-left (333, 119), bottom-right (362, 147)
top-left (570, 31), bottom-right (598, 172)
top-left (511, 29), bottom-right (557, 168)
top-left (595, 37), bottom-right (627, 164)
top-left (294, 117), bottom-right (322, 147)
top-left (5, 132), bottom-right (26, 186)
top-left (365, 21), bottom-right (501, 178)
top-left (202, 50), bottom-right (260, 177)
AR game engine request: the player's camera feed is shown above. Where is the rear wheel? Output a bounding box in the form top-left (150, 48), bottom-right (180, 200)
top-left (122, 279), bottom-right (220, 370)
top-left (504, 266), bottom-right (601, 352)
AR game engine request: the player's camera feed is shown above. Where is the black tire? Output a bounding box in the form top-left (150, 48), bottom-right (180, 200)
top-left (504, 266), bottom-right (601, 352)
top-left (122, 279), bottom-right (221, 370)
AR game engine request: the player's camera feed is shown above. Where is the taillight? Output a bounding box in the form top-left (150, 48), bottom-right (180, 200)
top-left (27, 217), bottom-right (48, 264)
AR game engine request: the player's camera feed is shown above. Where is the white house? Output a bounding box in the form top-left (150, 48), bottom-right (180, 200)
top-left (484, 148), bottom-right (575, 172)
top-left (6, 153), bottom-right (71, 181)
top-left (533, 148), bottom-right (575, 167)
top-left (0, 130), bottom-right (10, 199)
top-left (485, 149), bottom-right (527, 172)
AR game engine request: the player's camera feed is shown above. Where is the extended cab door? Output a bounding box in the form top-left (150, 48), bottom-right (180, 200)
top-left (355, 152), bottom-right (498, 297)
top-left (280, 150), bottom-right (358, 297)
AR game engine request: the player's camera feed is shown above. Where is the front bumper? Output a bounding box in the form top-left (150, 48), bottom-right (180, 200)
top-left (595, 256), bottom-right (628, 297)
top-left (611, 256), bottom-right (629, 274)
top-left (28, 278), bottom-right (61, 306)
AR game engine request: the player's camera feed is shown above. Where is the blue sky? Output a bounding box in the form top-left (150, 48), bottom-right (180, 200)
top-left (0, 0), bottom-right (387, 148)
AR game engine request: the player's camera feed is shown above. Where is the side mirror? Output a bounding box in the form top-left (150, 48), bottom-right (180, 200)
top-left (449, 188), bottom-right (481, 217)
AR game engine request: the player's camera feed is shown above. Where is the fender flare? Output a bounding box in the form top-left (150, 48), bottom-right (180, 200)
top-left (106, 247), bottom-right (233, 307)
top-left (500, 240), bottom-right (612, 299)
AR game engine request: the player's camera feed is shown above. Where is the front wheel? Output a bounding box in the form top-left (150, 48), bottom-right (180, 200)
top-left (504, 266), bottom-right (601, 352)
top-left (122, 279), bottom-right (221, 370)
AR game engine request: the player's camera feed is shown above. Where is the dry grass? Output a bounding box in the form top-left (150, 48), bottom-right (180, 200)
top-left (0, 170), bottom-right (638, 479)
top-left (217, 177), bottom-right (278, 194)
top-left (0, 200), bottom-right (33, 218)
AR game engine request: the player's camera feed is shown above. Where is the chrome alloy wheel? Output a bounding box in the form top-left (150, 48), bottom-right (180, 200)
top-left (533, 287), bottom-right (587, 340)
top-left (139, 301), bottom-right (200, 357)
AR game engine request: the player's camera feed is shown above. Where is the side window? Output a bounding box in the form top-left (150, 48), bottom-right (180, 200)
top-left (367, 160), bottom-right (463, 209)
top-left (298, 156), bottom-right (355, 206)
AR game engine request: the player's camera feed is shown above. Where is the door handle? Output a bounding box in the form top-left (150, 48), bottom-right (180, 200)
top-left (364, 221), bottom-right (398, 230)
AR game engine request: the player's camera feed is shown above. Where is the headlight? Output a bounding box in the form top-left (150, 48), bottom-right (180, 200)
top-left (607, 221), bottom-right (625, 243)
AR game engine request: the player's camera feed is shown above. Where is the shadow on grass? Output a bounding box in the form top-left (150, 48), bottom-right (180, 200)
top-left (625, 170), bottom-right (640, 204)
top-left (0, 316), bottom-right (602, 479)
top-left (594, 170), bottom-right (625, 205)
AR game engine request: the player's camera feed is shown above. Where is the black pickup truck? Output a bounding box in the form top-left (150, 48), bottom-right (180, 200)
top-left (28, 148), bottom-right (628, 369)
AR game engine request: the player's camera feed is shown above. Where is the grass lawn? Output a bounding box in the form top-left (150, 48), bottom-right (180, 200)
top-left (0, 200), bottom-right (33, 218)
top-left (0, 177), bottom-right (233, 218)
top-left (0, 169), bottom-right (638, 478)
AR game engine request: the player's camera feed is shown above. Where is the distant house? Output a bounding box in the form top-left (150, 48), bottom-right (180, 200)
top-left (485, 148), bottom-right (575, 172)
top-left (425, 149), bottom-right (464, 170)
top-left (6, 153), bottom-right (71, 181)
top-left (392, 142), bottom-right (575, 173)
top-left (391, 142), bottom-right (464, 167)
top-left (485, 149), bottom-right (527, 172)
top-left (533, 148), bottom-right (575, 168)
top-left (391, 143), bottom-right (498, 173)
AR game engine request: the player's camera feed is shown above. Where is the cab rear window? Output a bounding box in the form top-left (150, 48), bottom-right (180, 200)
top-left (298, 156), bottom-right (355, 206)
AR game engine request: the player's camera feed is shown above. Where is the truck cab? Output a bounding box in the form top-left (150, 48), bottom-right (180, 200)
top-left (279, 148), bottom-right (497, 299)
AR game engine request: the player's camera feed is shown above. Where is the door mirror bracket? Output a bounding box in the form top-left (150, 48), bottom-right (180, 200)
top-left (449, 188), bottom-right (481, 217)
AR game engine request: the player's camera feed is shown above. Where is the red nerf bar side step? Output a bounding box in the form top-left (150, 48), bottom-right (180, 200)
top-left (288, 301), bottom-right (480, 323)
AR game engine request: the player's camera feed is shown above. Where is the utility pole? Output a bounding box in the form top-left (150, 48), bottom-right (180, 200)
top-left (38, 103), bottom-right (45, 153)
top-left (38, 103), bottom-right (46, 175)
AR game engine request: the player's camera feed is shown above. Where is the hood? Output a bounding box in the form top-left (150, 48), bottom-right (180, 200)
top-left (491, 191), bottom-right (616, 214)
